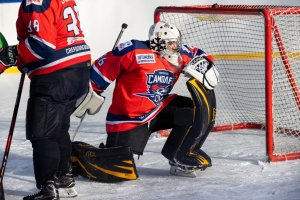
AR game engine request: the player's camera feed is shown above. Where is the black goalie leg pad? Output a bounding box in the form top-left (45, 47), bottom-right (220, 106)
top-left (161, 126), bottom-right (191, 161)
top-left (187, 79), bottom-right (216, 150)
top-left (162, 78), bottom-right (216, 168)
top-left (181, 78), bottom-right (216, 153)
top-left (71, 141), bottom-right (138, 183)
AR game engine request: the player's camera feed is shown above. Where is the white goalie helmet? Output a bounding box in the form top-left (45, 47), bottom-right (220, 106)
top-left (149, 21), bottom-right (182, 67)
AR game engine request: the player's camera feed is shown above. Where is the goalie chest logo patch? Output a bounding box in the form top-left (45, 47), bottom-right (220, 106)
top-left (136, 70), bottom-right (176, 105)
top-left (136, 54), bottom-right (156, 64)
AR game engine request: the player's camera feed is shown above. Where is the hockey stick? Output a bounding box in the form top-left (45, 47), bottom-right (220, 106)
top-left (0, 72), bottom-right (26, 200)
top-left (113, 23), bottom-right (128, 49)
top-left (71, 23), bottom-right (128, 141)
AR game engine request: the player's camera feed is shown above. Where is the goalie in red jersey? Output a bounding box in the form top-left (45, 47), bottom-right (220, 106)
top-left (0, 0), bottom-right (92, 199)
top-left (90, 21), bottom-right (219, 178)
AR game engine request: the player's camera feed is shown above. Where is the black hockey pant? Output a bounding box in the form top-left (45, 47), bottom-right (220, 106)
top-left (106, 95), bottom-right (194, 155)
top-left (26, 62), bottom-right (90, 188)
top-left (106, 78), bottom-right (216, 160)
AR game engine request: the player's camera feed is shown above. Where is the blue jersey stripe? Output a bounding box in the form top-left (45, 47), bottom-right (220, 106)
top-left (90, 68), bottom-right (110, 90)
top-left (23, 43), bottom-right (90, 72)
top-left (28, 37), bottom-right (55, 59)
top-left (21, 0), bottom-right (51, 13)
top-left (112, 40), bottom-right (150, 57)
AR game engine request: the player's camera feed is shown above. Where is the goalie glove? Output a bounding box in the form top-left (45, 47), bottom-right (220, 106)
top-left (183, 56), bottom-right (219, 90)
top-left (72, 84), bottom-right (105, 118)
top-left (0, 45), bottom-right (18, 74)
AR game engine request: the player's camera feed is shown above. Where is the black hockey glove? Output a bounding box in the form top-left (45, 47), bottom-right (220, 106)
top-left (0, 45), bottom-right (18, 74)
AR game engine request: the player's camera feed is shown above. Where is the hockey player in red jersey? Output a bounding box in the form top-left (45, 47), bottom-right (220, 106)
top-left (91, 21), bottom-right (219, 177)
top-left (0, 0), bottom-right (91, 199)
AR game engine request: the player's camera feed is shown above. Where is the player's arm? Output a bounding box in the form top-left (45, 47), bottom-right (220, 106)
top-left (16, 0), bottom-right (58, 65)
top-left (73, 41), bottom-right (134, 118)
top-left (90, 43), bottom-right (132, 93)
top-left (73, 48), bottom-right (126, 118)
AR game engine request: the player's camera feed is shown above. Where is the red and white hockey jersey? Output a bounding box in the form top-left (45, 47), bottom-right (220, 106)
top-left (91, 40), bottom-right (213, 133)
top-left (16, 0), bottom-right (91, 78)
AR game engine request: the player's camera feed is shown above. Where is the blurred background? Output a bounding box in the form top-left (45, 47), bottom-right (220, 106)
top-left (1, 0), bottom-right (300, 60)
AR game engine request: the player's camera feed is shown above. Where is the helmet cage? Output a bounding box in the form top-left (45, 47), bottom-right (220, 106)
top-left (149, 22), bottom-right (182, 66)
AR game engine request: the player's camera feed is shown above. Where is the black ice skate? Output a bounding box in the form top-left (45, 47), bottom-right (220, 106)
top-left (169, 160), bottom-right (198, 177)
top-left (23, 180), bottom-right (59, 200)
top-left (54, 171), bottom-right (77, 198)
top-left (190, 148), bottom-right (212, 170)
top-left (169, 149), bottom-right (212, 177)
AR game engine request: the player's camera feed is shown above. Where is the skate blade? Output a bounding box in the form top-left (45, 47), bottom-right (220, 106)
top-left (58, 187), bottom-right (78, 198)
top-left (169, 166), bottom-right (197, 178)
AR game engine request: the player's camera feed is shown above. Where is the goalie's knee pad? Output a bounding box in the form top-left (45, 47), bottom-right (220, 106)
top-left (71, 141), bottom-right (138, 183)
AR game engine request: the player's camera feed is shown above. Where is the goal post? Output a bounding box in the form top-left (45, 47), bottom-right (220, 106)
top-left (154, 5), bottom-right (300, 162)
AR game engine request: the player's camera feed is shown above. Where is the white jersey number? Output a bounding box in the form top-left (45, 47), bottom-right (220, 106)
top-left (63, 6), bottom-right (80, 36)
top-left (28, 19), bottom-right (40, 33)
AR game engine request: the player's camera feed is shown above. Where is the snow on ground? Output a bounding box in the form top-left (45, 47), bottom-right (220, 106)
top-left (0, 74), bottom-right (300, 200)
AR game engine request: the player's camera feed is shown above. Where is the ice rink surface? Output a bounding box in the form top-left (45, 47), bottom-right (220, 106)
top-left (0, 74), bottom-right (299, 200)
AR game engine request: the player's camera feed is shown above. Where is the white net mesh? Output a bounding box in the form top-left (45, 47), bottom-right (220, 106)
top-left (271, 10), bottom-right (300, 156)
top-left (158, 6), bottom-right (300, 158)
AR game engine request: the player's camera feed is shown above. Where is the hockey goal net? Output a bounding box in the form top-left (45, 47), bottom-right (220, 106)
top-left (155, 5), bottom-right (300, 162)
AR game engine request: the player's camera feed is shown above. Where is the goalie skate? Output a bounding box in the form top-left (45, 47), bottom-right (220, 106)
top-left (169, 161), bottom-right (202, 178)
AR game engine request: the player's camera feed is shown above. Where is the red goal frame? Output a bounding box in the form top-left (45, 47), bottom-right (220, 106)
top-left (154, 5), bottom-right (300, 162)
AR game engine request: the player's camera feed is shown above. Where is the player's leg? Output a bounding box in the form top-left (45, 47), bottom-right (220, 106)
top-left (24, 63), bottom-right (89, 199)
top-left (191, 86), bottom-right (216, 163)
top-left (55, 114), bottom-right (76, 198)
top-left (54, 64), bottom-right (90, 198)
top-left (176, 79), bottom-right (216, 165)
top-left (25, 96), bottom-right (62, 200)
top-left (148, 95), bottom-right (200, 176)
top-left (106, 123), bottom-right (150, 155)
top-left (160, 79), bottom-right (216, 177)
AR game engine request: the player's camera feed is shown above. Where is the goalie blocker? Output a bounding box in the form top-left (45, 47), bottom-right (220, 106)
top-left (72, 84), bottom-right (105, 118)
top-left (71, 141), bottom-right (138, 183)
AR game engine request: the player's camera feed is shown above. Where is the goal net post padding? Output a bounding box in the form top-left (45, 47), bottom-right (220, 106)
top-left (154, 5), bottom-right (300, 162)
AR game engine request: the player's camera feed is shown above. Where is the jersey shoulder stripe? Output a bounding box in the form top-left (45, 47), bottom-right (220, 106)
top-left (180, 45), bottom-right (206, 59)
top-left (21, 0), bottom-right (51, 13)
top-left (112, 40), bottom-right (150, 57)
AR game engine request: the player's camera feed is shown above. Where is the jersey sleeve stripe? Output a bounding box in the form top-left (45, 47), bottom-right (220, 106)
top-left (27, 36), bottom-right (55, 59)
top-left (92, 64), bottom-right (113, 83)
top-left (25, 38), bottom-right (44, 60)
top-left (90, 66), bottom-right (111, 90)
top-left (30, 34), bottom-right (56, 49)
